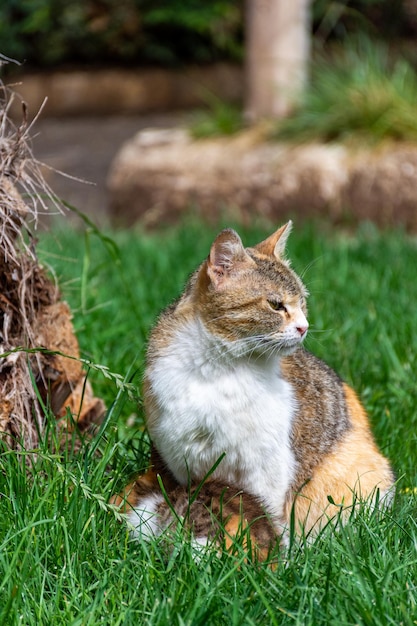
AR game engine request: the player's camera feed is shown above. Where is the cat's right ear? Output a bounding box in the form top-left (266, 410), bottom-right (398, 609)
top-left (207, 229), bottom-right (252, 288)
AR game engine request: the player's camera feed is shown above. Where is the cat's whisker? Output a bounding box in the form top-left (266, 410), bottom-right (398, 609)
top-left (306, 327), bottom-right (332, 334)
top-left (243, 339), bottom-right (274, 361)
top-left (241, 336), bottom-right (287, 362)
top-left (222, 336), bottom-right (271, 362)
top-left (299, 256), bottom-right (324, 280)
top-left (304, 335), bottom-right (327, 353)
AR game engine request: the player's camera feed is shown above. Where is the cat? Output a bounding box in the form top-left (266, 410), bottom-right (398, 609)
top-left (114, 221), bottom-right (394, 553)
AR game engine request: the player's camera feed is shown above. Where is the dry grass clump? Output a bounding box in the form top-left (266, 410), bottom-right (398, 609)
top-left (0, 69), bottom-right (104, 450)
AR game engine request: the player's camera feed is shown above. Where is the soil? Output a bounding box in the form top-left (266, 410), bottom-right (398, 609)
top-left (32, 112), bottom-right (186, 227)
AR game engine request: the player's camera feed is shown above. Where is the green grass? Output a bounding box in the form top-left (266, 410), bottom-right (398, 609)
top-left (190, 90), bottom-right (245, 139)
top-left (1, 217), bottom-right (417, 624)
top-left (276, 37), bottom-right (417, 143)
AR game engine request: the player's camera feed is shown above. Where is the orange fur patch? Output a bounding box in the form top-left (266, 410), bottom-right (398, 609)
top-left (223, 514), bottom-right (273, 563)
top-left (111, 446), bottom-right (179, 512)
top-left (286, 383), bottom-right (393, 534)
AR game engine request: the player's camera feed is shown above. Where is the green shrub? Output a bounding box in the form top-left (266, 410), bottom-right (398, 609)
top-left (189, 90), bottom-right (244, 138)
top-left (2, 1), bottom-right (416, 70)
top-left (0, 0), bottom-right (243, 68)
top-left (312, 0), bottom-right (415, 42)
top-left (276, 37), bottom-right (417, 142)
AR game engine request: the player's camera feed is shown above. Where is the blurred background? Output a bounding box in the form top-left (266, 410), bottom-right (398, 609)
top-left (2, 0), bottom-right (417, 229)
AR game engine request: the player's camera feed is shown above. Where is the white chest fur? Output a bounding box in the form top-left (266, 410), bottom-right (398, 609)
top-left (146, 319), bottom-right (297, 522)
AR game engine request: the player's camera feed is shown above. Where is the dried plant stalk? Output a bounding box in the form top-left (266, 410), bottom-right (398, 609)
top-left (0, 72), bottom-right (105, 450)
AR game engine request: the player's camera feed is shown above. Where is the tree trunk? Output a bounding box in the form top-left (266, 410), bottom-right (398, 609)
top-left (245, 0), bottom-right (311, 120)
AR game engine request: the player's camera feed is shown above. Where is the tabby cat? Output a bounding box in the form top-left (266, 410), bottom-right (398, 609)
top-left (114, 222), bottom-right (394, 555)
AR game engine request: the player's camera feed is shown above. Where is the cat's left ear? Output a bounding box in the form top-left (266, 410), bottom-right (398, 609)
top-left (254, 221), bottom-right (293, 260)
top-left (207, 228), bottom-right (253, 288)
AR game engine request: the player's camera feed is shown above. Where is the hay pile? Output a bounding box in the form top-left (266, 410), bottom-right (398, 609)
top-left (0, 74), bottom-right (105, 450)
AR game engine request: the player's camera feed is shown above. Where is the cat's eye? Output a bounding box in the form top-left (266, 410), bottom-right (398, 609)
top-left (267, 299), bottom-right (286, 313)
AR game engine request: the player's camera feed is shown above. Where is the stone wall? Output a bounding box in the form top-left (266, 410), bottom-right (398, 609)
top-left (9, 64), bottom-right (243, 118)
top-left (107, 126), bottom-right (417, 230)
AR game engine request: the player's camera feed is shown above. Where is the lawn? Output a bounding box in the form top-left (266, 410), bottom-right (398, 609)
top-left (0, 216), bottom-right (416, 625)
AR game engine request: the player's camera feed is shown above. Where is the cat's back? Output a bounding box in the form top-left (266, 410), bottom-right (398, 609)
top-left (281, 348), bottom-right (350, 482)
top-left (281, 347), bottom-right (394, 526)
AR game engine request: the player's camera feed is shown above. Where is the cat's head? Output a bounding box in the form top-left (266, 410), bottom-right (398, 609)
top-left (195, 221), bottom-right (308, 357)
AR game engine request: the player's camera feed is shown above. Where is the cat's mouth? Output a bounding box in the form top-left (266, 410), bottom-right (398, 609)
top-left (283, 331), bottom-right (308, 351)
top-left (276, 338), bottom-right (304, 356)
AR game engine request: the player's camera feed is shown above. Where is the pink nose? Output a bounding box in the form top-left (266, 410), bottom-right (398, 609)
top-left (297, 325), bottom-right (308, 337)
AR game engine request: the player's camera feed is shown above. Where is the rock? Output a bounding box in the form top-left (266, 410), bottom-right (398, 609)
top-left (343, 147), bottom-right (417, 230)
top-left (107, 127), bottom-right (417, 229)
